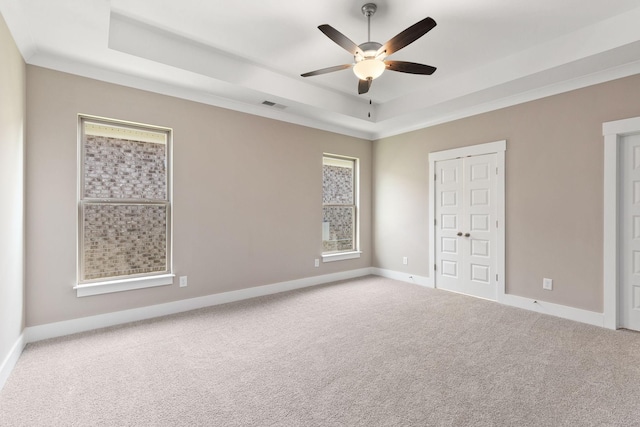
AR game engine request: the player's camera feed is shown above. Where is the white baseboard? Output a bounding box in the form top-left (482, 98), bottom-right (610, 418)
top-left (22, 266), bottom-right (605, 345)
top-left (2, 267), bottom-right (607, 393)
top-left (25, 268), bottom-right (373, 343)
top-left (0, 333), bottom-right (26, 392)
top-left (372, 268), bottom-right (604, 327)
top-left (371, 267), bottom-right (433, 288)
top-left (499, 293), bottom-right (604, 327)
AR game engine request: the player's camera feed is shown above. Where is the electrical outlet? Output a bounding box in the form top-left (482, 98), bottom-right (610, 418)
top-left (403, 256), bottom-right (408, 265)
top-left (179, 276), bottom-right (188, 287)
top-left (543, 278), bottom-right (553, 291)
top-left (314, 259), bottom-right (320, 268)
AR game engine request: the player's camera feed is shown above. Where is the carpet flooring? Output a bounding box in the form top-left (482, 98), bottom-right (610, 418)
top-left (1, 276), bottom-right (640, 426)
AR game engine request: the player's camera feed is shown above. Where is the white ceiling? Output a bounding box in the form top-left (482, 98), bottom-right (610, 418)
top-left (2, 0), bottom-right (640, 139)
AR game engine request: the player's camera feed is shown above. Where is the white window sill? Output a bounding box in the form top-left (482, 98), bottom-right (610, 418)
top-left (322, 251), bottom-right (362, 263)
top-left (74, 274), bottom-right (175, 297)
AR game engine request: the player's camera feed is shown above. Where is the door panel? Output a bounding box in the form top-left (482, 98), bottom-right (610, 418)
top-left (435, 153), bottom-right (497, 300)
top-left (621, 133), bottom-right (640, 330)
top-left (435, 159), bottom-right (463, 290)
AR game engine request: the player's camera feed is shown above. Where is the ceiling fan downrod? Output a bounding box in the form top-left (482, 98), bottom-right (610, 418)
top-left (362, 3), bottom-right (377, 42)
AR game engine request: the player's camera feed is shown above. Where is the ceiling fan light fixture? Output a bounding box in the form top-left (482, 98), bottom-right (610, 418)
top-left (301, 3), bottom-right (437, 94)
top-left (353, 58), bottom-right (385, 80)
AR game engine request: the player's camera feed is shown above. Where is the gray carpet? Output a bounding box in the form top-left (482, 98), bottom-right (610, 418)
top-left (1, 276), bottom-right (639, 426)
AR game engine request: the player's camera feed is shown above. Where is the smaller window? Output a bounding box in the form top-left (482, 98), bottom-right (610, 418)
top-left (322, 154), bottom-right (359, 260)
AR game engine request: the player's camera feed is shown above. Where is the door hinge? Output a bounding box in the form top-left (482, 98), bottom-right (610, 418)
top-left (496, 274), bottom-right (498, 281)
top-left (496, 220), bottom-right (498, 228)
top-left (434, 218), bottom-right (437, 226)
top-left (496, 167), bottom-right (498, 175)
top-left (434, 173), bottom-right (437, 181)
top-left (434, 264), bottom-right (437, 271)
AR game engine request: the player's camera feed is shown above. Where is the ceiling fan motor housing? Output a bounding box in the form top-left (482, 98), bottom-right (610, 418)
top-left (357, 41), bottom-right (383, 60)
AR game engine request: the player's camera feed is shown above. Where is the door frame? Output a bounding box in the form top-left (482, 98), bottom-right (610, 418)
top-left (428, 140), bottom-right (506, 302)
top-left (603, 116), bottom-right (640, 329)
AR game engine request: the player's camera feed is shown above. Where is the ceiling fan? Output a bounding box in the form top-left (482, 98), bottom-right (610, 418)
top-left (301, 3), bottom-right (437, 95)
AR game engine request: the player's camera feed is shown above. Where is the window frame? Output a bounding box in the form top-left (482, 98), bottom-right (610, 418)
top-left (75, 114), bottom-right (174, 297)
top-left (322, 153), bottom-right (361, 263)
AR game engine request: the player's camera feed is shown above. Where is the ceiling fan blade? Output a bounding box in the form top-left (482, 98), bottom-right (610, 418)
top-left (376, 17), bottom-right (437, 57)
top-left (301, 64), bottom-right (353, 77)
top-left (358, 78), bottom-right (372, 95)
top-left (385, 60), bottom-right (437, 75)
top-left (318, 24), bottom-right (364, 56)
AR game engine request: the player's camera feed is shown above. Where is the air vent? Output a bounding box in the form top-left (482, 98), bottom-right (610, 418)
top-left (261, 100), bottom-right (287, 110)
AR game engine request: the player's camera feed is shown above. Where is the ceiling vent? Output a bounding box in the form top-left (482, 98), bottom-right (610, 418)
top-left (261, 100), bottom-right (287, 110)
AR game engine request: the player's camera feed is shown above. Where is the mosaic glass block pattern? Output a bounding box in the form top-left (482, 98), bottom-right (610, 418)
top-left (84, 135), bottom-right (167, 200)
top-left (323, 165), bottom-right (353, 205)
top-left (322, 206), bottom-right (354, 252)
top-left (322, 158), bottom-right (356, 253)
top-left (83, 204), bottom-right (168, 280)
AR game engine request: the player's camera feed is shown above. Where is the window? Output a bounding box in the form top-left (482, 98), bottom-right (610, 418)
top-left (322, 154), bottom-right (360, 262)
top-left (76, 115), bottom-right (173, 296)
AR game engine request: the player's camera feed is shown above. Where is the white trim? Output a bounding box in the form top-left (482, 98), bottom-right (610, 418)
top-left (9, 265), bottom-right (608, 382)
top-left (428, 140), bottom-right (507, 302)
top-left (373, 268), bottom-right (603, 327)
top-left (322, 153), bottom-right (360, 259)
top-left (0, 333), bottom-right (26, 392)
top-left (322, 251), bottom-right (362, 262)
top-left (429, 140), bottom-right (507, 162)
top-left (602, 116), bottom-right (640, 329)
top-left (84, 121), bottom-right (167, 144)
top-left (500, 294), bottom-right (604, 328)
top-left (603, 116), bottom-right (640, 137)
top-left (496, 148), bottom-right (506, 304)
top-left (74, 274), bottom-right (175, 297)
top-left (370, 267), bottom-right (433, 288)
top-left (374, 61), bottom-right (640, 140)
top-left (27, 268), bottom-right (373, 343)
top-left (22, 10), bottom-right (640, 142)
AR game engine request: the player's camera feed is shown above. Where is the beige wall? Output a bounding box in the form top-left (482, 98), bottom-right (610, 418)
top-left (0, 13), bottom-right (25, 368)
top-left (20, 53), bottom-right (640, 325)
top-left (26, 66), bottom-right (372, 326)
top-left (374, 74), bottom-right (640, 313)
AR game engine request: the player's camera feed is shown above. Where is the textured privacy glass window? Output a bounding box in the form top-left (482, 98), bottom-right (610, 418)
top-left (83, 204), bottom-right (167, 280)
top-left (84, 136), bottom-right (167, 200)
top-left (322, 206), bottom-right (354, 252)
top-left (322, 156), bottom-right (356, 253)
top-left (80, 118), bottom-right (170, 282)
top-left (323, 164), bottom-right (353, 205)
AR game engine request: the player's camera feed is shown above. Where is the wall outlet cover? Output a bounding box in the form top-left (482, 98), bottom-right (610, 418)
top-left (543, 278), bottom-right (553, 291)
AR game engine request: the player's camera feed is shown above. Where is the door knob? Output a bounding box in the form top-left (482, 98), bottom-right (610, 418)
top-left (457, 232), bottom-right (463, 236)
top-left (464, 233), bottom-right (470, 237)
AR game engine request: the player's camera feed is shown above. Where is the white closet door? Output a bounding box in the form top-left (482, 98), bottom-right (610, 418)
top-left (435, 153), bottom-right (498, 300)
top-left (621, 133), bottom-right (640, 331)
top-left (435, 158), bottom-right (464, 292)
